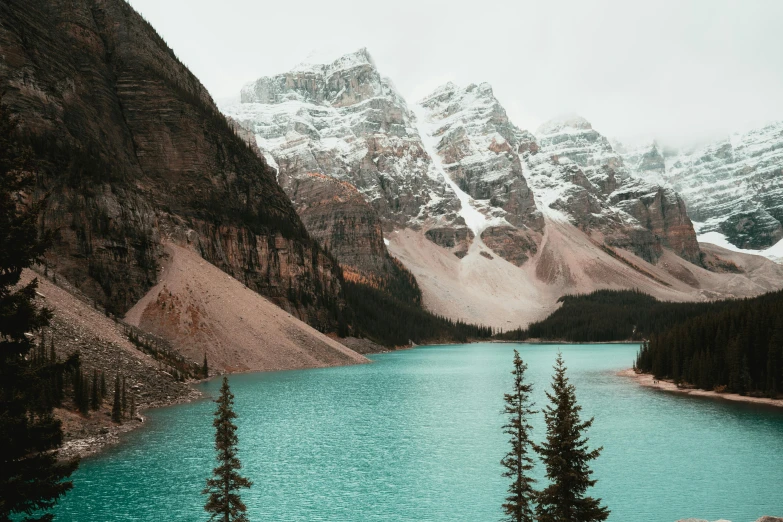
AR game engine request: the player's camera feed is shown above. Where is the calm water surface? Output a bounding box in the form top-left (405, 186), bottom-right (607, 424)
top-left (53, 343), bottom-right (783, 521)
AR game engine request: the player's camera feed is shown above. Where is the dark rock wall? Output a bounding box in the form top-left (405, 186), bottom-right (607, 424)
top-left (0, 0), bottom-right (344, 328)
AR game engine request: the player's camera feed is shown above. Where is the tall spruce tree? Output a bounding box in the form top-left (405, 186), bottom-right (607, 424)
top-left (203, 377), bottom-right (252, 522)
top-left (203, 353), bottom-right (209, 378)
top-left (0, 103), bottom-right (77, 520)
top-left (129, 393), bottom-right (136, 420)
top-left (90, 369), bottom-right (100, 411)
top-left (536, 353), bottom-right (609, 522)
top-left (500, 349), bottom-right (537, 522)
top-left (111, 374), bottom-right (122, 424)
top-left (121, 376), bottom-right (127, 417)
top-left (100, 371), bottom-right (107, 400)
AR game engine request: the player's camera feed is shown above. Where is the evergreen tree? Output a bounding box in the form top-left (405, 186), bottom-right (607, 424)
top-left (90, 369), bottom-right (100, 410)
top-left (203, 353), bottom-right (209, 378)
top-left (536, 353), bottom-right (609, 522)
top-left (121, 376), bottom-right (127, 417)
top-left (77, 370), bottom-right (89, 416)
top-left (500, 350), bottom-right (537, 522)
top-left (203, 377), bottom-right (252, 522)
top-left (111, 374), bottom-right (122, 424)
top-left (129, 393), bottom-right (136, 420)
top-left (100, 371), bottom-right (107, 400)
top-left (0, 102), bottom-right (77, 520)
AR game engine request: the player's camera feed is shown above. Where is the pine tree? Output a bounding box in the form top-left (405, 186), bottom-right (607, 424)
top-left (111, 374), bottom-right (122, 424)
top-left (203, 377), bottom-right (252, 522)
top-left (100, 371), bottom-right (107, 399)
top-left (121, 376), bottom-right (127, 417)
top-left (536, 353), bottom-right (609, 522)
top-left (0, 102), bottom-right (77, 520)
top-left (500, 349), bottom-right (537, 522)
top-left (90, 369), bottom-right (100, 410)
top-left (203, 353), bottom-right (209, 378)
top-left (129, 393), bottom-right (136, 420)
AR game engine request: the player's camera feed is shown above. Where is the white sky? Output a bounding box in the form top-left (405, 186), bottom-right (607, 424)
top-left (127, 0), bottom-right (783, 147)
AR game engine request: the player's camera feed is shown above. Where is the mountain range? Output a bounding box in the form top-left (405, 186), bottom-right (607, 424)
top-left (2, 0), bottom-right (783, 364)
top-left (620, 125), bottom-right (783, 254)
top-left (221, 48), bottom-right (783, 329)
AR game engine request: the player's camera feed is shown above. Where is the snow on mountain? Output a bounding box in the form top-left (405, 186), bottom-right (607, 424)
top-left (698, 231), bottom-right (783, 264)
top-left (414, 82), bottom-right (543, 265)
top-left (219, 49), bottom-right (783, 329)
top-left (223, 48), bottom-right (459, 230)
top-left (528, 115), bottom-right (702, 265)
top-left (652, 122), bottom-right (783, 250)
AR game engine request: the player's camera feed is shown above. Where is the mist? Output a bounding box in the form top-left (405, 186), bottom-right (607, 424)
top-left (126, 0), bottom-right (783, 148)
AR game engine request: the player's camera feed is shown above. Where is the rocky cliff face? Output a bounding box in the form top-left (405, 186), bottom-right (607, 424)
top-left (635, 122), bottom-right (783, 250)
top-left (416, 82), bottom-right (542, 231)
top-left (287, 172), bottom-right (419, 299)
top-left (528, 116), bottom-right (701, 264)
top-left (225, 49), bottom-right (459, 230)
top-left (224, 53), bottom-right (702, 270)
top-left (0, 0), bottom-right (344, 328)
top-left (414, 82), bottom-right (543, 265)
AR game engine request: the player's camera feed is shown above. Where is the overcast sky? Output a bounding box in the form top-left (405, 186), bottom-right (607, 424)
top-left (127, 0), bottom-right (783, 147)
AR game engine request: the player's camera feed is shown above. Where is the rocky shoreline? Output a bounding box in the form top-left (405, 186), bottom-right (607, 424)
top-left (58, 336), bottom-right (392, 460)
top-left (620, 368), bottom-right (783, 409)
top-left (57, 385), bottom-right (203, 461)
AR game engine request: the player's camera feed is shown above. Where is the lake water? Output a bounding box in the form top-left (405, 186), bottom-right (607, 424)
top-left (51, 343), bottom-right (783, 521)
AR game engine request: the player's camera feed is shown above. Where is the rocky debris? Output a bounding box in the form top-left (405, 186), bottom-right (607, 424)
top-left (124, 243), bottom-right (367, 373)
top-left (337, 336), bottom-right (389, 354)
top-left (0, 0), bottom-right (345, 331)
top-left (19, 269), bottom-right (199, 459)
top-left (481, 226), bottom-right (539, 267)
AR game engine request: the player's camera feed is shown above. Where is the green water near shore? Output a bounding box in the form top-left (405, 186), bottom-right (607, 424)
top-left (52, 343), bottom-right (783, 521)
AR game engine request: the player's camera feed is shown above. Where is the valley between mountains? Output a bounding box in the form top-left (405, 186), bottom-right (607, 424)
top-left (221, 48), bottom-right (783, 329)
top-left (2, 0), bottom-right (783, 455)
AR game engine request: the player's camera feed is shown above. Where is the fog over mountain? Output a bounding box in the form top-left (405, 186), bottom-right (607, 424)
top-left (126, 0), bottom-right (783, 147)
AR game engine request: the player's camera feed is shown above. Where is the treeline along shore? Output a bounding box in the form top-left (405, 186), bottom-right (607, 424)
top-left (498, 289), bottom-right (783, 402)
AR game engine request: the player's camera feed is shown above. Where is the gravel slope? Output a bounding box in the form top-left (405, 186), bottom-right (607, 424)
top-left (125, 243), bottom-right (367, 373)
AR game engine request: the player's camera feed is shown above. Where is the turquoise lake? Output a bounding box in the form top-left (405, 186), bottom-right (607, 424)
top-left (52, 343), bottom-right (783, 521)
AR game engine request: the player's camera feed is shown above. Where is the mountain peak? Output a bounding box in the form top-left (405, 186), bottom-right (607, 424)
top-left (291, 47), bottom-right (375, 74)
top-left (419, 82), bottom-right (459, 103)
top-left (537, 114), bottom-right (593, 136)
top-left (419, 81), bottom-right (498, 107)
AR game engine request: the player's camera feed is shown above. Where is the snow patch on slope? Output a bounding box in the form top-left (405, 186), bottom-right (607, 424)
top-left (411, 104), bottom-right (490, 237)
top-left (698, 231), bottom-right (783, 263)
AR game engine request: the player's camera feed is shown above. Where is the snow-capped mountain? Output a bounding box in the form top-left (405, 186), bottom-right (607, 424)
top-left (528, 115), bottom-right (701, 265)
top-left (642, 122), bottom-right (783, 250)
top-left (414, 82), bottom-right (543, 264)
top-left (221, 49), bottom-right (783, 328)
top-left (225, 48), bottom-right (459, 230)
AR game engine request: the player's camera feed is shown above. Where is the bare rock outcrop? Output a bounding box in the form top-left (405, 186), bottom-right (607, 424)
top-left (530, 115), bottom-right (702, 265)
top-left (288, 173), bottom-right (420, 297)
top-left (0, 0), bottom-right (345, 330)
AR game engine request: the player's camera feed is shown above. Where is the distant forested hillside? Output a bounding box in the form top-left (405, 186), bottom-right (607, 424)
top-left (343, 282), bottom-right (493, 347)
top-left (636, 291), bottom-right (783, 397)
top-left (495, 288), bottom-right (783, 397)
top-left (496, 290), bottom-right (729, 342)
